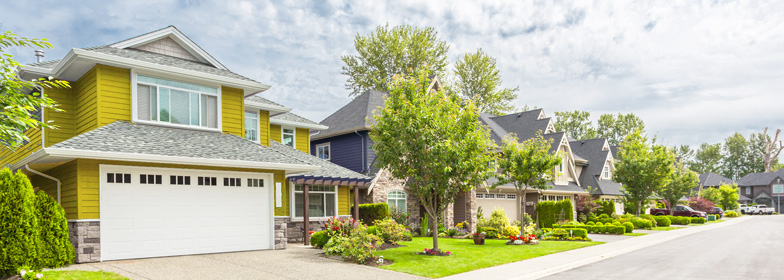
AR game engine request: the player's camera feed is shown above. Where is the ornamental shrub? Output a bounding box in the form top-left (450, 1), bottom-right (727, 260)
top-left (488, 208), bottom-right (511, 233)
top-left (597, 200), bottom-right (614, 216)
top-left (586, 221), bottom-right (595, 226)
top-left (690, 217), bottom-right (706, 224)
top-left (640, 214), bottom-right (657, 226)
top-left (310, 231), bottom-right (330, 248)
top-left (480, 227), bottom-right (500, 238)
top-left (366, 226), bottom-right (381, 236)
top-left (557, 228), bottom-right (588, 238)
top-left (34, 192), bottom-right (74, 268)
top-left (725, 210), bottom-right (740, 217)
top-left (358, 203), bottom-right (389, 225)
top-left (536, 201), bottom-right (557, 228)
top-left (502, 225), bottom-right (520, 237)
top-left (623, 222), bottom-right (634, 233)
top-left (323, 235), bottom-right (347, 256)
top-left (373, 218), bottom-right (407, 242)
top-left (653, 216), bottom-right (671, 227)
top-left (0, 169), bottom-right (41, 276)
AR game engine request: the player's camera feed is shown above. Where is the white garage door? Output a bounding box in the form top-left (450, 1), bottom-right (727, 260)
top-left (100, 165), bottom-right (274, 261)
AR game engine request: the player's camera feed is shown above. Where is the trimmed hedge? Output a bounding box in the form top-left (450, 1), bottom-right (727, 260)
top-left (598, 200), bottom-right (614, 216)
top-left (653, 216), bottom-right (671, 227)
top-left (690, 217), bottom-right (706, 224)
top-left (554, 223), bottom-right (625, 235)
top-left (358, 203), bottom-right (389, 225)
top-left (536, 200), bottom-right (574, 228)
top-left (553, 228), bottom-right (588, 238)
top-left (667, 216), bottom-right (691, 225)
top-left (0, 169), bottom-right (41, 276)
top-left (310, 231), bottom-right (330, 248)
top-left (622, 222), bottom-right (634, 233)
top-left (34, 191), bottom-right (74, 268)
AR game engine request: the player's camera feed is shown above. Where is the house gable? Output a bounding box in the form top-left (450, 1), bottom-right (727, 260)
top-left (132, 37), bottom-right (201, 62)
top-left (110, 26), bottom-right (227, 69)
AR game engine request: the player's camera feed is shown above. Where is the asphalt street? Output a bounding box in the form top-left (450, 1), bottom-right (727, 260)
top-left (544, 215), bottom-right (784, 280)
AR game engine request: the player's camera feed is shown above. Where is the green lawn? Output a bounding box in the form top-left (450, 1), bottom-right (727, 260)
top-left (707, 219), bottom-right (727, 224)
top-left (650, 226), bottom-right (682, 231)
top-left (375, 237), bottom-right (601, 278)
top-left (44, 271), bottom-right (128, 280)
top-left (624, 232), bottom-right (648, 236)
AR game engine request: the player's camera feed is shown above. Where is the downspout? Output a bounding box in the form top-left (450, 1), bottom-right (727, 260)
top-left (25, 164), bottom-right (61, 204)
top-left (354, 130), bottom-right (366, 173)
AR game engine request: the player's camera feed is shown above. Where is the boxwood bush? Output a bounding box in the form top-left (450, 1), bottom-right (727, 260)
top-left (310, 231), bottom-right (330, 248)
top-left (690, 217), bottom-right (706, 224)
top-left (653, 216), bottom-right (671, 227)
top-left (623, 222), bottom-right (634, 233)
top-left (358, 203), bottom-right (389, 225)
top-left (667, 216), bottom-right (691, 225)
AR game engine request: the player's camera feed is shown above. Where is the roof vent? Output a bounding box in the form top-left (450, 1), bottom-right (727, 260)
top-left (34, 50), bottom-right (45, 62)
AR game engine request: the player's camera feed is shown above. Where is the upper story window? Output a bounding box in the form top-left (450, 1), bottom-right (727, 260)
top-left (773, 184), bottom-right (783, 194)
top-left (136, 74), bottom-right (218, 129)
top-left (282, 128), bottom-right (295, 148)
top-left (244, 111), bottom-right (258, 141)
top-left (603, 166), bottom-right (610, 179)
top-left (746, 187), bottom-right (751, 195)
top-left (316, 143), bottom-right (330, 160)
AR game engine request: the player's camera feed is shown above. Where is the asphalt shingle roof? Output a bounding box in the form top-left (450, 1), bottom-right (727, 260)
top-left (737, 169), bottom-right (784, 186)
top-left (315, 90), bottom-right (387, 139)
top-left (570, 138), bottom-right (624, 196)
top-left (486, 110), bottom-right (552, 143)
top-left (269, 141), bottom-right (371, 180)
top-left (271, 112), bottom-right (319, 125)
top-left (698, 173), bottom-right (734, 187)
top-left (50, 121), bottom-right (310, 166)
top-left (246, 95), bottom-right (287, 108)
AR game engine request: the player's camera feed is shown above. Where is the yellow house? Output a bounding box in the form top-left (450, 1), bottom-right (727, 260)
top-left (6, 26), bottom-right (370, 263)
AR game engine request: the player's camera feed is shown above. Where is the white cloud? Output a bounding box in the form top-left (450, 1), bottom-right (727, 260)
top-left (2, 0), bottom-right (783, 148)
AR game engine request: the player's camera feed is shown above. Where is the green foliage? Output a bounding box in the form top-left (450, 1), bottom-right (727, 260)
top-left (366, 226), bottom-right (381, 236)
top-left (33, 192), bottom-right (73, 268)
top-left (1, 31), bottom-right (69, 149)
top-left (479, 227), bottom-right (499, 239)
top-left (370, 70), bottom-right (495, 251)
top-left (597, 200), bottom-right (614, 216)
top-left (721, 132), bottom-right (763, 179)
top-left (725, 210), bottom-right (740, 217)
top-left (690, 217), bottom-right (706, 224)
top-left (451, 49), bottom-right (518, 115)
top-left (488, 208), bottom-right (511, 233)
top-left (597, 113), bottom-right (646, 146)
top-left (615, 130), bottom-right (675, 216)
top-left (660, 160), bottom-right (699, 215)
top-left (622, 222), bottom-right (634, 233)
top-left (373, 218), bottom-right (408, 243)
top-left (502, 226), bottom-right (520, 237)
top-left (389, 207), bottom-right (410, 227)
top-left (667, 216), bottom-right (691, 225)
top-left (341, 24), bottom-right (449, 97)
top-left (553, 110), bottom-right (597, 140)
top-left (536, 200), bottom-right (574, 229)
top-left (690, 143), bottom-right (722, 174)
top-left (700, 187), bottom-right (721, 204)
top-left (358, 203), bottom-right (389, 225)
top-left (0, 169), bottom-right (41, 276)
top-left (323, 235), bottom-right (346, 256)
top-left (310, 231), bottom-right (330, 249)
top-left (341, 229), bottom-right (383, 263)
top-left (653, 216), bottom-right (671, 227)
top-left (420, 215), bottom-right (429, 237)
top-left (718, 184), bottom-right (740, 210)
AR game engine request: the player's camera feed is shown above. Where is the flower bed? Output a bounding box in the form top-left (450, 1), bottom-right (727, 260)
top-left (505, 234), bottom-right (539, 245)
top-left (415, 248), bottom-right (452, 256)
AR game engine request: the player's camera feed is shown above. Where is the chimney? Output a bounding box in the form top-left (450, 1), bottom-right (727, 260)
top-left (35, 50), bottom-right (45, 62)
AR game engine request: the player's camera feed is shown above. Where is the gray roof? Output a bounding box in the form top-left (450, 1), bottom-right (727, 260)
top-left (315, 90), bottom-right (387, 139)
top-left (738, 194), bottom-right (752, 201)
top-left (737, 169), bottom-right (784, 187)
top-left (610, 146), bottom-right (619, 159)
top-left (50, 121), bottom-right (310, 166)
top-left (246, 95), bottom-right (286, 108)
top-left (269, 141), bottom-right (371, 181)
top-left (485, 110), bottom-right (552, 144)
top-left (271, 112), bottom-right (319, 125)
top-left (29, 46), bottom-right (257, 83)
top-left (698, 173), bottom-right (734, 187)
top-left (548, 181), bottom-right (588, 193)
top-left (570, 138), bottom-right (624, 196)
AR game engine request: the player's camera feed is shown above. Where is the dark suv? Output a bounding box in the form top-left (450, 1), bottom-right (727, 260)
top-left (707, 207), bottom-right (724, 219)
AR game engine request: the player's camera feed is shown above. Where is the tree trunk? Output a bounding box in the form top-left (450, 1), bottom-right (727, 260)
top-left (637, 200), bottom-right (642, 217)
top-left (519, 188), bottom-right (527, 237)
top-left (431, 212), bottom-right (439, 251)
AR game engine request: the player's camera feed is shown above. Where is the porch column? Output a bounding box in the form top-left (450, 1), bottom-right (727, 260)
top-left (353, 185), bottom-right (360, 220)
top-left (303, 184), bottom-right (310, 245)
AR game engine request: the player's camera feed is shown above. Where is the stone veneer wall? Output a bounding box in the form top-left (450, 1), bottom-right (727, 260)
top-left (68, 220), bottom-right (101, 263)
top-left (274, 217), bottom-right (289, 249)
top-left (368, 169), bottom-right (421, 228)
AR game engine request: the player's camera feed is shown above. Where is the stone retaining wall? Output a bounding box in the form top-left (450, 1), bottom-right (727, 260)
top-left (68, 220), bottom-right (100, 263)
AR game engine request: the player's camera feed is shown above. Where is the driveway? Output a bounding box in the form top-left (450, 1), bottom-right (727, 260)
top-left (55, 244), bottom-right (425, 280)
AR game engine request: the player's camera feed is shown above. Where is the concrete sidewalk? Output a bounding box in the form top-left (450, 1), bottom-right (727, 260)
top-left (442, 217), bottom-right (750, 280)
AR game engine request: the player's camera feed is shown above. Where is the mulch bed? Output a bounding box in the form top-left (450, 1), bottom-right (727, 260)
top-left (376, 242), bottom-right (403, 251)
top-left (504, 241), bottom-right (539, 245)
top-left (2, 276), bottom-right (22, 280)
top-left (415, 251), bottom-right (452, 256)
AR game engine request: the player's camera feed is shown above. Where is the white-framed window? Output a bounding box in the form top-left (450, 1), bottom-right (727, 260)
top-left (506, 194), bottom-right (517, 200)
top-left (604, 166), bottom-right (610, 179)
top-left (559, 161), bottom-right (564, 173)
top-left (282, 127), bottom-right (295, 148)
top-left (485, 193), bottom-right (495, 199)
top-left (294, 185), bottom-right (336, 218)
top-left (476, 193), bottom-right (484, 199)
top-left (387, 191), bottom-right (407, 212)
top-left (135, 74), bottom-right (219, 129)
top-left (746, 187), bottom-right (751, 195)
top-left (316, 143), bottom-right (330, 160)
top-left (540, 195), bottom-right (568, 202)
top-left (244, 111), bottom-right (259, 141)
top-left (773, 184), bottom-right (783, 194)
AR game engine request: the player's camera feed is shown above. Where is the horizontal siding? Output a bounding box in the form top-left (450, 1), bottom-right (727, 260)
top-left (0, 129), bottom-right (42, 168)
top-left (221, 86), bottom-right (244, 137)
top-left (97, 65), bottom-right (132, 127)
top-left (270, 124), bottom-right (281, 142)
top-left (275, 173), bottom-right (289, 216)
top-left (44, 86), bottom-right (75, 147)
top-left (338, 186), bottom-right (355, 216)
top-left (258, 110), bottom-right (270, 146)
top-left (29, 160), bottom-right (79, 219)
top-left (311, 133), bottom-right (365, 173)
top-left (296, 127), bottom-right (309, 154)
top-left (75, 67), bottom-right (98, 135)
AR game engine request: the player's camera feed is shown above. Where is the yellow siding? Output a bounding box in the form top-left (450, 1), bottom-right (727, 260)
top-left (258, 110), bottom-right (271, 147)
top-left (270, 124), bottom-right (281, 142)
top-left (275, 176), bottom-right (290, 216)
top-left (0, 129), bottom-right (42, 168)
top-left (74, 67), bottom-right (99, 135)
top-left (338, 186), bottom-right (355, 216)
top-left (296, 128), bottom-right (309, 154)
top-left (29, 160), bottom-right (79, 219)
top-left (96, 65), bottom-right (131, 126)
top-left (222, 86), bottom-right (244, 137)
top-left (44, 86), bottom-right (75, 147)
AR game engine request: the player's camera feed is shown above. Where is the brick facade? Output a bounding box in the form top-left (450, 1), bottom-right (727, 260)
top-left (68, 220), bottom-right (101, 263)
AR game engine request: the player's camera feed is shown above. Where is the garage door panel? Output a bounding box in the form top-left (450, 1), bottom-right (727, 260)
top-left (100, 165), bottom-right (272, 261)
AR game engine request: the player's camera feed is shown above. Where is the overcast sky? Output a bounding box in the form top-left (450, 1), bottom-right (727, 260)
top-left (3, 0), bottom-right (783, 149)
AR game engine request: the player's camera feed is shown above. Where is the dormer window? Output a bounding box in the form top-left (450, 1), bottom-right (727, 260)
top-left (604, 166), bottom-right (610, 179)
top-left (135, 74), bottom-right (219, 129)
top-left (282, 128), bottom-right (295, 148)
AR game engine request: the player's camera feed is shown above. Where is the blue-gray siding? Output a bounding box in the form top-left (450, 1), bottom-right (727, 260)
top-left (311, 130), bottom-right (373, 174)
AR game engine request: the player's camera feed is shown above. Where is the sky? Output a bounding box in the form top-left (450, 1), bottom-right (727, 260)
top-left (2, 0), bottom-right (783, 149)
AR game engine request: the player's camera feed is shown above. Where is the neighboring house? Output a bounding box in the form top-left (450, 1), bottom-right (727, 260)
top-left (694, 172), bottom-right (733, 194)
top-left (4, 26), bottom-right (369, 263)
top-left (477, 110), bottom-right (588, 223)
top-left (736, 169), bottom-right (784, 213)
top-left (569, 138), bottom-right (625, 214)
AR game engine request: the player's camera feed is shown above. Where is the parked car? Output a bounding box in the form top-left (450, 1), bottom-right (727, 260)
top-left (739, 204), bottom-right (754, 214)
top-left (650, 205), bottom-right (708, 218)
top-left (752, 205), bottom-right (774, 215)
top-left (707, 207), bottom-right (724, 219)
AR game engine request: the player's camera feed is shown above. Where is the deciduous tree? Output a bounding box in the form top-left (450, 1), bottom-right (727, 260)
top-left (718, 184), bottom-right (740, 210)
top-left (451, 49), bottom-right (518, 115)
top-left (492, 133), bottom-right (561, 235)
top-left (659, 159), bottom-right (699, 215)
top-left (614, 130), bottom-right (674, 216)
top-left (596, 113), bottom-right (645, 146)
top-left (700, 187), bottom-right (721, 205)
top-left (370, 70), bottom-right (495, 252)
top-left (690, 143), bottom-right (722, 174)
top-left (554, 110), bottom-right (597, 140)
